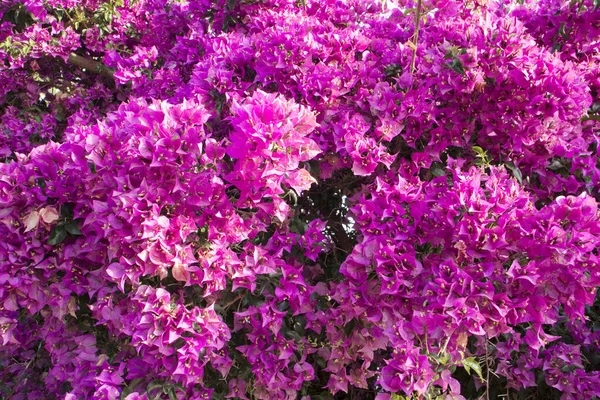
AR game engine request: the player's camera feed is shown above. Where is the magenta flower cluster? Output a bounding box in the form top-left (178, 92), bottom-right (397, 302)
top-left (1, 0), bottom-right (600, 399)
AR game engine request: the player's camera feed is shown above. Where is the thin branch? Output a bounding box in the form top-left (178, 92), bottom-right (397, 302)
top-left (222, 292), bottom-right (245, 311)
top-left (67, 53), bottom-right (115, 80)
top-left (328, 221), bottom-right (354, 255)
top-left (485, 337), bottom-right (490, 400)
top-left (410, 0), bottom-right (423, 74)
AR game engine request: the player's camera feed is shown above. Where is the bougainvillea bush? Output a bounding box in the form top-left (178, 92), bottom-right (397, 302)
top-left (1, 0), bottom-right (600, 398)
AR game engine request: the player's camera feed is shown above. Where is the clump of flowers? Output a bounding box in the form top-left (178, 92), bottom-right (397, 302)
top-left (1, 0), bottom-right (600, 399)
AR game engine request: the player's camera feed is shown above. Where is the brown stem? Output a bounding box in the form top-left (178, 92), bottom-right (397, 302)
top-left (410, 0), bottom-right (423, 74)
top-left (222, 293), bottom-right (245, 311)
top-left (486, 337), bottom-right (490, 400)
top-left (67, 53), bottom-right (114, 80)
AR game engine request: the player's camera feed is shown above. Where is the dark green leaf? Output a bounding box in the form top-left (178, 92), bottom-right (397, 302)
top-left (65, 221), bottom-right (82, 236)
top-left (48, 226), bottom-right (67, 245)
top-left (293, 320), bottom-right (306, 336)
top-left (193, 322), bottom-right (202, 333)
top-left (505, 161), bottom-right (522, 185)
top-left (430, 166), bottom-right (445, 177)
top-left (283, 330), bottom-right (302, 341)
top-left (343, 318), bottom-right (356, 336)
top-left (551, 43), bottom-right (562, 53)
top-left (384, 63), bottom-right (402, 78)
top-left (278, 300), bottom-right (290, 311)
top-left (547, 159), bottom-right (565, 171)
top-left (171, 337), bottom-right (186, 349)
top-left (60, 203), bottom-right (74, 219)
top-left (168, 389), bottom-right (177, 400)
top-left (209, 89), bottom-right (227, 116)
top-left (448, 58), bottom-right (465, 75)
top-left (315, 356), bottom-right (327, 369)
top-left (558, 22), bottom-right (568, 39)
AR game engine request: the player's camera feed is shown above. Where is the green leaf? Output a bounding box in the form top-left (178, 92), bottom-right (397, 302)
top-left (472, 146), bottom-right (486, 157)
top-left (430, 166), bottom-right (446, 177)
top-left (343, 318), bottom-right (356, 336)
top-left (558, 22), bottom-right (569, 39)
top-left (448, 58), bottom-right (465, 75)
top-left (551, 43), bottom-right (562, 53)
top-left (48, 226), bottom-right (68, 245)
top-left (20, 44), bottom-right (31, 56)
top-left (384, 63), bottom-right (403, 78)
top-left (504, 161), bottom-right (522, 185)
top-left (120, 378), bottom-right (143, 399)
top-left (168, 390), bottom-right (177, 400)
top-left (209, 89), bottom-right (227, 116)
top-left (547, 159), bottom-right (565, 171)
top-left (283, 330), bottom-right (302, 342)
top-left (278, 300), bottom-right (290, 312)
top-left (60, 203), bottom-right (74, 219)
top-left (289, 217), bottom-right (307, 234)
top-left (64, 221), bottom-right (82, 236)
top-left (146, 380), bottom-right (164, 398)
top-left (462, 357), bottom-right (484, 381)
top-left (315, 356), bottom-right (327, 369)
top-left (293, 320), bottom-right (306, 336)
top-left (0, 37), bottom-right (12, 50)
